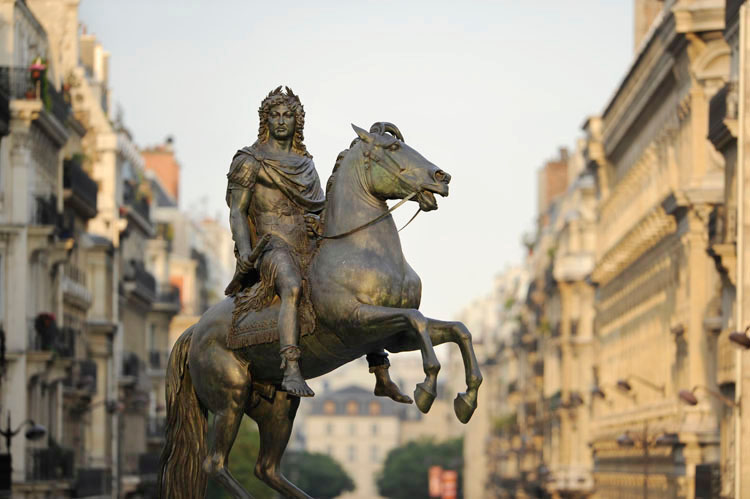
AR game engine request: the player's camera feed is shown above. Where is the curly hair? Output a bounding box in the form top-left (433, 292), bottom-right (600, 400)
top-left (257, 86), bottom-right (311, 158)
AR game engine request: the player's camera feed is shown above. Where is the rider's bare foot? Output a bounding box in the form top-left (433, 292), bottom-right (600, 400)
top-left (280, 346), bottom-right (314, 397)
top-left (371, 365), bottom-right (413, 404)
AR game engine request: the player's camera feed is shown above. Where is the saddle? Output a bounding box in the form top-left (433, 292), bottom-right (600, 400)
top-left (225, 277), bottom-right (317, 350)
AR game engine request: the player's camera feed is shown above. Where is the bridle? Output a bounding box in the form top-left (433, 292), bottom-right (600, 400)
top-left (317, 134), bottom-right (424, 240)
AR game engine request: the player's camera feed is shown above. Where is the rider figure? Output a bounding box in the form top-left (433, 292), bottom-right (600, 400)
top-left (226, 87), bottom-right (411, 402)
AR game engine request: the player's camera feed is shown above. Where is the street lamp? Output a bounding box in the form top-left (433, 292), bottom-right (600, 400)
top-left (0, 412), bottom-right (47, 493)
top-left (616, 375), bottom-right (665, 396)
top-left (728, 326), bottom-right (750, 348)
top-left (0, 413), bottom-right (46, 451)
top-left (678, 386), bottom-right (738, 408)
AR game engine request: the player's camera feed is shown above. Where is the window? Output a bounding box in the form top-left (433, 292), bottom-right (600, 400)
top-left (326, 422), bottom-right (333, 435)
top-left (369, 401), bottom-right (381, 415)
top-left (371, 445), bottom-right (379, 462)
top-left (346, 400), bottom-right (359, 415)
top-left (348, 445), bottom-right (356, 461)
top-left (324, 400), bottom-right (336, 415)
top-left (371, 423), bottom-right (378, 436)
top-left (349, 423), bottom-right (356, 436)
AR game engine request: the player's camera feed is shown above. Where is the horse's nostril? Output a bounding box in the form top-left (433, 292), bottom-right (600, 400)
top-left (435, 170), bottom-right (451, 184)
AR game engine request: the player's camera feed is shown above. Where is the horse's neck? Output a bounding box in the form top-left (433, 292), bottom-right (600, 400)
top-left (325, 152), bottom-right (401, 247)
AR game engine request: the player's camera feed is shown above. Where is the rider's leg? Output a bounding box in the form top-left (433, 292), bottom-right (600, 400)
top-left (366, 350), bottom-right (412, 404)
top-left (273, 252), bottom-right (314, 397)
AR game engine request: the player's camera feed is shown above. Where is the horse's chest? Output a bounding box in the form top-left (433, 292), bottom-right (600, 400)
top-left (355, 261), bottom-right (421, 308)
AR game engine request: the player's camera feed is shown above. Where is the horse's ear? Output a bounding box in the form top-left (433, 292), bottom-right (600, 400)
top-left (351, 124), bottom-right (374, 144)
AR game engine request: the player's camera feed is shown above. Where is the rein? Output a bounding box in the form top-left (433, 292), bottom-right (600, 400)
top-left (317, 141), bottom-right (422, 240)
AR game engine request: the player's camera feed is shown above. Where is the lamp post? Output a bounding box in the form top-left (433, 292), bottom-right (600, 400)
top-left (0, 412), bottom-right (47, 493)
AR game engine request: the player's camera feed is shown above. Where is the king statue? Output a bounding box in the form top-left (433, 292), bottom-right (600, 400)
top-left (225, 86), bottom-right (411, 401)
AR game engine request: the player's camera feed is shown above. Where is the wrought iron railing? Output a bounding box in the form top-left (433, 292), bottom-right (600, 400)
top-left (32, 194), bottom-right (61, 226)
top-left (25, 446), bottom-right (75, 481)
top-left (27, 317), bottom-right (76, 357)
top-left (157, 284), bottom-right (181, 307)
top-left (123, 181), bottom-right (151, 223)
top-left (63, 359), bottom-right (98, 393)
top-left (63, 157), bottom-right (98, 214)
top-left (0, 66), bottom-right (70, 124)
top-left (74, 467), bottom-right (112, 497)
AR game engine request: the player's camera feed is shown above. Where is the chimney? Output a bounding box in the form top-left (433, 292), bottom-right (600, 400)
top-left (634, 0), bottom-right (664, 52)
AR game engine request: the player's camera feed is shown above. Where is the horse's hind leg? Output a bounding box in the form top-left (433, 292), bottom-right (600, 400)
top-left (426, 319), bottom-right (482, 424)
top-left (190, 343), bottom-right (254, 498)
top-left (247, 391), bottom-right (312, 499)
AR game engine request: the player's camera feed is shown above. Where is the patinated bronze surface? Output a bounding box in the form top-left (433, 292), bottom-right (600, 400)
top-left (159, 88), bottom-right (482, 499)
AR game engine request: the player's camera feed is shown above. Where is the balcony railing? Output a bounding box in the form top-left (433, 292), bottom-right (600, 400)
top-left (157, 284), bottom-right (181, 308)
top-left (0, 66), bottom-right (71, 125)
top-left (63, 157), bottom-right (98, 218)
top-left (123, 260), bottom-right (156, 302)
top-left (25, 446), bottom-right (75, 481)
top-left (28, 317), bottom-right (76, 358)
top-left (122, 352), bottom-right (143, 379)
top-left (63, 359), bottom-right (98, 393)
top-left (32, 194), bottom-right (61, 226)
top-left (74, 467), bottom-right (112, 497)
top-left (123, 181), bottom-right (151, 224)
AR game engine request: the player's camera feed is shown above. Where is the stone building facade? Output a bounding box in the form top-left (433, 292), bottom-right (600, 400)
top-left (475, 1), bottom-right (750, 498)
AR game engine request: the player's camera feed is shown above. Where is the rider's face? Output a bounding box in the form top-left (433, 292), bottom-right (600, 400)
top-left (267, 104), bottom-right (296, 141)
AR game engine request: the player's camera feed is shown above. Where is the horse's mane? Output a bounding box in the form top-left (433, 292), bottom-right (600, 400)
top-left (322, 140), bottom-right (360, 227)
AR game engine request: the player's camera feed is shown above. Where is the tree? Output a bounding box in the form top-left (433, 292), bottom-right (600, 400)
top-left (376, 438), bottom-right (463, 499)
top-left (281, 451), bottom-right (355, 499)
top-left (205, 417), bottom-right (274, 499)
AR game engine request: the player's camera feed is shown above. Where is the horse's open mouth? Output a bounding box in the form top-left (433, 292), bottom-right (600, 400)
top-left (417, 191), bottom-right (438, 211)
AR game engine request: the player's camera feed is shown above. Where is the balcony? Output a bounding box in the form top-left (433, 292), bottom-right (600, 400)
top-left (154, 284), bottom-right (181, 314)
top-left (121, 352), bottom-right (143, 386)
top-left (32, 194), bottom-right (61, 227)
top-left (25, 445), bottom-right (75, 482)
top-left (0, 66), bottom-right (71, 126)
top-left (123, 260), bottom-right (156, 303)
top-left (63, 359), bottom-right (98, 395)
top-left (28, 316), bottom-right (75, 358)
top-left (122, 180), bottom-right (152, 233)
top-left (74, 468), bottom-right (112, 497)
top-left (63, 157), bottom-right (98, 219)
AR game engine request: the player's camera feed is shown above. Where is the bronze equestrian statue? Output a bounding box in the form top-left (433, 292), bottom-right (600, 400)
top-left (159, 87), bottom-right (483, 499)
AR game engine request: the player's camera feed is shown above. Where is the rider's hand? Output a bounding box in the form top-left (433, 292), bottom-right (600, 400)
top-left (304, 213), bottom-right (322, 238)
top-left (237, 249), bottom-right (254, 274)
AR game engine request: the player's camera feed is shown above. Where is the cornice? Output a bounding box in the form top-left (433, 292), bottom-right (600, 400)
top-left (592, 203), bottom-right (677, 286)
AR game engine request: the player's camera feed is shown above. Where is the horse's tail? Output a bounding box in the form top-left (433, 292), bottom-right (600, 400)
top-left (158, 326), bottom-right (208, 498)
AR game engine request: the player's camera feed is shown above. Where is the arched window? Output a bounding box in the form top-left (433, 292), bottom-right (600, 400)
top-left (323, 400), bottom-right (336, 415)
top-left (346, 400), bottom-right (359, 415)
top-left (369, 401), bottom-right (381, 415)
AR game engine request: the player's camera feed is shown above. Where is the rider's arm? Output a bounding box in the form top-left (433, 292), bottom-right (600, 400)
top-left (229, 187), bottom-right (252, 257)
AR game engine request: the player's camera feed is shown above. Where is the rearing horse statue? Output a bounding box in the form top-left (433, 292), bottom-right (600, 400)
top-left (159, 123), bottom-right (482, 499)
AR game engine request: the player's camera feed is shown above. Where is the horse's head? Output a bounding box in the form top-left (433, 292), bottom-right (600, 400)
top-left (351, 123), bottom-right (450, 212)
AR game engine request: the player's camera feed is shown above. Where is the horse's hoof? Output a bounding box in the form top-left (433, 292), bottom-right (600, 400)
top-left (414, 383), bottom-right (436, 413)
top-left (454, 392), bottom-right (476, 424)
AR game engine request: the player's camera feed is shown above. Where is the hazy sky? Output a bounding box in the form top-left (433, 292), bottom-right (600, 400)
top-left (79, 1), bottom-right (633, 320)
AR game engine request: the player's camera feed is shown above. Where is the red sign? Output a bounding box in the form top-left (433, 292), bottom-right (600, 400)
top-left (441, 470), bottom-right (458, 499)
top-left (428, 466), bottom-right (443, 497)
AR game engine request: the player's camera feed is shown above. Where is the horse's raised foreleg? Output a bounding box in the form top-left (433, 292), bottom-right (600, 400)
top-left (355, 304), bottom-right (440, 413)
top-left (425, 319), bottom-right (482, 423)
top-left (247, 391), bottom-right (311, 499)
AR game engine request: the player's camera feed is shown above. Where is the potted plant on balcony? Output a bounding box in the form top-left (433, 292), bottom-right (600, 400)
top-left (27, 57), bottom-right (46, 100)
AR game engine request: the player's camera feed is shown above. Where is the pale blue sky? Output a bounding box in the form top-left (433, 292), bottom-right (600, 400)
top-left (79, 1), bottom-right (633, 320)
